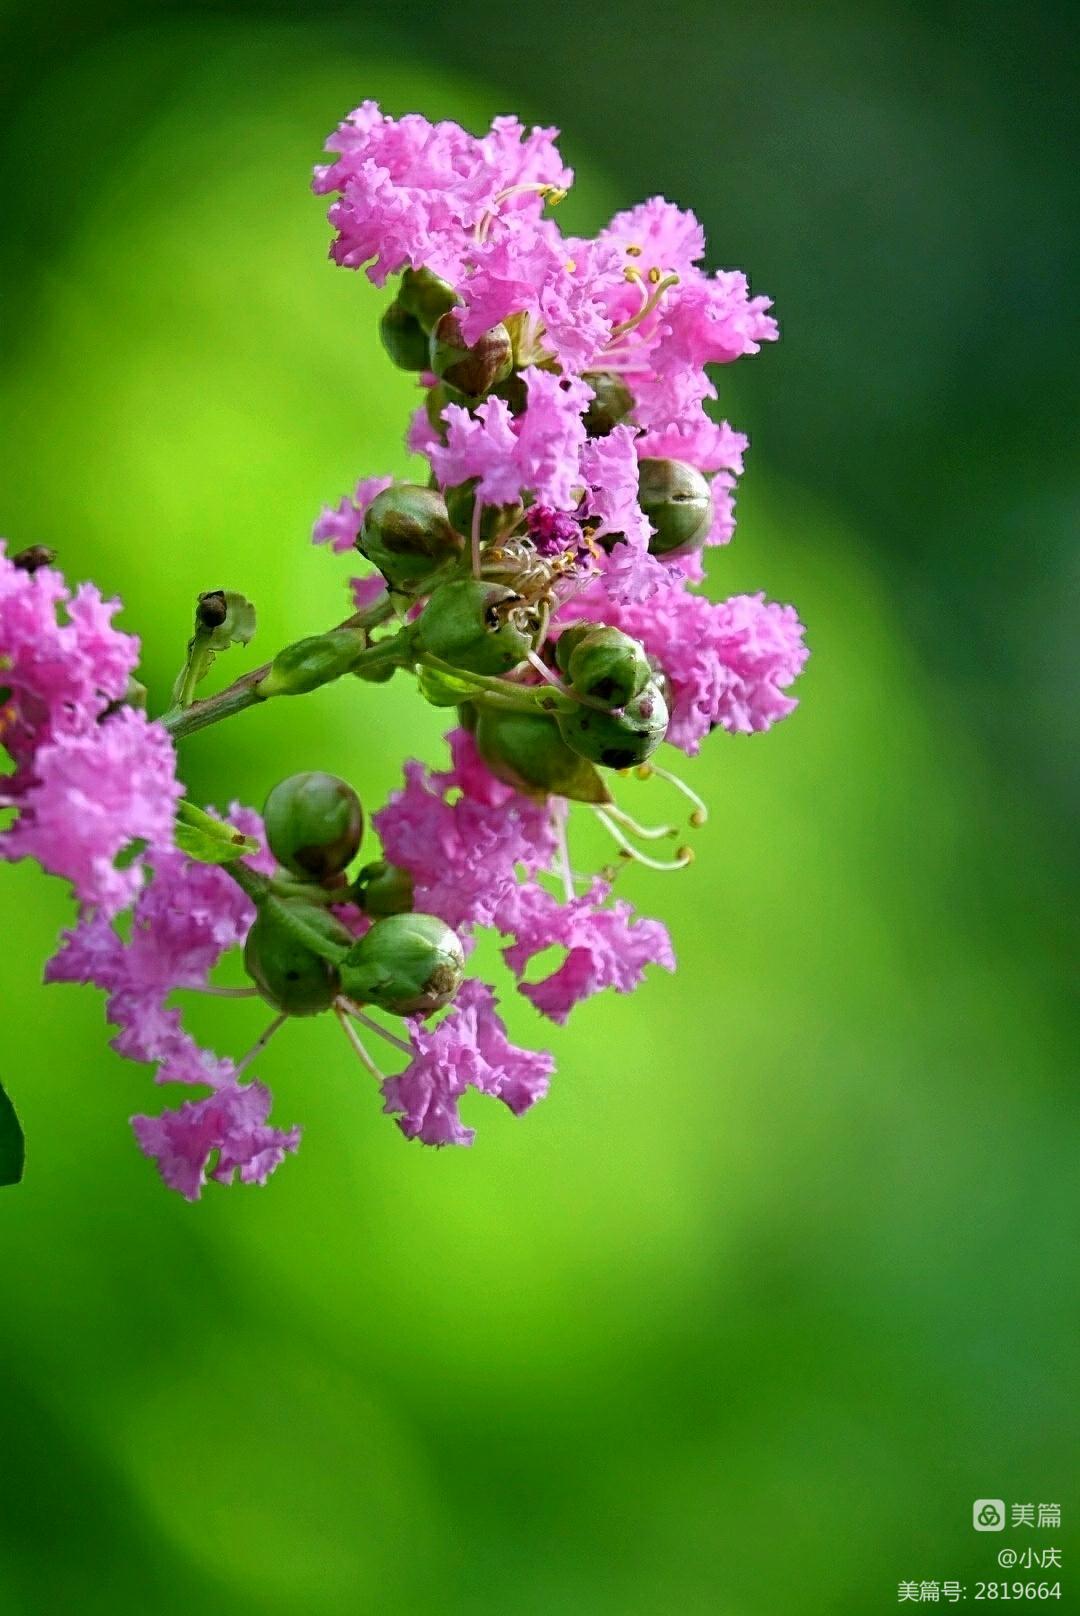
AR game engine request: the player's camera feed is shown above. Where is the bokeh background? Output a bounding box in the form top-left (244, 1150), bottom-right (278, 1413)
top-left (0, 2), bottom-right (1076, 1612)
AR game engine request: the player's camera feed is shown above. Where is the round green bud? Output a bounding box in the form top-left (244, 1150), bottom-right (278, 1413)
top-left (425, 382), bottom-right (454, 439)
top-left (379, 300), bottom-right (429, 371)
top-left (340, 912), bottom-right (465, 1017)
top-left (243, 903), bottom-right (352, 1017)
top-left (445, 479), bottom-right (523, 545)
top-left (416, 579), bottom-right (531, 675)
top-left (398, 267), bottom-right (458, 333)
top-left (556, 678), bottom-right (669, 770)
top-left (429, 311), bottom-right (513, 399)
top-left (263, 771), bottom-right (363, 882)
top-left (475, 708), bottom-right (612, 803)
top-left (553, 623), bottom-right (593, 678)
top-left (564, 626), bottom-right (652, 709)
top-left (583, 372), bottom-right (634, 437)
top-left (359, 484), bottom-right (463, 591)
top-left (638, 458), bottom-right (714, 558)
top-left (352, 859), bottom-right (414, 918)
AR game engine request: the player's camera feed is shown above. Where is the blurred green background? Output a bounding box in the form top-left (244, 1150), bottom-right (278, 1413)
top-left (0, 3), bottom-right (1076, 1612)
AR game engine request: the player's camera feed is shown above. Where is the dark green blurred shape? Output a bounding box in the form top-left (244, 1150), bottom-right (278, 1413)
top-left (0, 8), bottom-right (1075, 1615)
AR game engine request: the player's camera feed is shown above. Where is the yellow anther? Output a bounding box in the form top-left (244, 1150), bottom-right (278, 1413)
top-left (648, 266), bottom-right (662, 285)
top-left (625, 244), bottom-right (643, 257)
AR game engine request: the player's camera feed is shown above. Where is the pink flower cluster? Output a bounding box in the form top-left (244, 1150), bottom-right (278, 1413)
top-left (0, 544), bottom-right (179, 913)
top-left (314, 103), bottom-right (807, 744)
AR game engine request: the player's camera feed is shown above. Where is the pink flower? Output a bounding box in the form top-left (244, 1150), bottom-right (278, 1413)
top-left (0, 707), bottom-right (180, 915)
top-left (558, 582), bottom-right (808, 753)
top-left (312, 475), bottom-right (394, 553)
top-left (0, 543), bottom-right (139, 787)
top-left (132, 1082), bottom-right (301, 1201)
top-left (428, 396), bottom-right (522, 507)
top-left (382, 980), bottom-right (553, 1145)
top-left (499, 881), bottom-right (675, 1022)
top-left (657, 273), bottom-right (778, 369)
top-left (372, 731), bottom-right (556, 931)
top-left (429, 368), bottom-right (592, 512)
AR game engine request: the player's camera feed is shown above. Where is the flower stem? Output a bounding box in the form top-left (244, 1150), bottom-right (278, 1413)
top-left (162, 595), bottom-right (397, 741)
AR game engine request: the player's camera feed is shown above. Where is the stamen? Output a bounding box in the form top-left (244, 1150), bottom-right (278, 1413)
top-left (594, 808), bottom-right (694, 871)
top-left (550, 798), bottom-right (575, 902)
top-left (233, 1013), bottom-right (287, 1076)
top-left (334, 1003), bottom-right (385, 1080)
top-left (637, 761), bottom-right (709, 826)
top-left (337, 997), bottom-right (414, 1056)
top-left (475, 182), bottom-right (566, 244)
top-left (625, 244), bottom-right (643, 257)
top-left (609, 271), bottom-right (680, 341)
top-left (603, 803), bottom-right (678, 842)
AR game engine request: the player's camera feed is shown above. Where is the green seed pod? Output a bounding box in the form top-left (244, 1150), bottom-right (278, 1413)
top-left (638, 458), bottom-right (714, 558)
top-left (429, 311), bottom-right (513, 399)
top-left (359, 484), bottom-right (463, 591)
top-left (398, 267), bottom-right (458, 333)
top-left (379, 299), bottom-right (429, 371)
top-left (564, 626), bottom-right (652, 708)
top-left (475, 708), bottom-right (612, 803)
top-left (416, 579), bottom-right (531, 675)
top-left (425, 382), bottom-right (454, 438)
top-left (257, 627), bottom-right (366, 698)
top-left (445, 479), bottom-right (523, 544)
top-left (243, 903), bottom-right (352, 1017)
top-left (556, 678), bottom-right (669, 770)
top-left (583, 372), bottom-right (634, 437)
top-left (340, 912), bottom-right (465, 1017)
top-left (352, 859), bottom-right (414, 918)
top-left (263, 771), bottom-right (363, 881)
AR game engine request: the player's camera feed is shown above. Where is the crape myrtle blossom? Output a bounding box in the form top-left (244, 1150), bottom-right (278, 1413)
top-left (0, 101), bottom-right (808, 1202)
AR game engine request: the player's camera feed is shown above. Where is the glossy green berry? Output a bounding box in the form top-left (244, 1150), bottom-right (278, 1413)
top-left (340, 912), bottom-right (465, 1017)
top-left (352, 860), bottom-right (414, 918)
top-left (556, 678), bottom-right (669, 770)
top-left (475, 708), bottom-right (611, 803)
top-left (638, 458), bottom-right (713, 558)
top-left (415, 579), bottom-right (532, 675)
top-left (398, 267), bottom-right (458, 333)
top-left (359, 484), bottom-right (463, 591)
top-left (263, 772), bottom-right (363, 881)
top-left (429, 311), bottom-right (513, 399)
top-left (243, 903), bottom-right (352, 1017)
top-left (583, 372), bottom-right (634, 437)
top-left (379, 300), bottom-right (429, 371)
top-left (561, 625), bottom-right (651, 708)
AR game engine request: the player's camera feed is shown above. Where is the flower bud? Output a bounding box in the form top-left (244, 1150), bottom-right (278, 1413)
top-left (257, 628), bottom-right (365, 698)
top-left (352, 859), bottom-right (414, 917)
top-left (556, 678), bottom-right (669, 770)
top-left (416, 579), bottom-right (531, 675)
top-left (379, 299), bottom-right (429, 371)
top-left (638, 459), bottom-right (713, 558)
top-left (429, 311), bottom-right (513, 399)
top-left (340, 912), bottom-right (464, 1017)
top-left (445, 479), bottom-right (523, 545)
top-left (398, 267), bottom-right (458, 333)
top-left (243, 903), bottom-right (352, 1017)
top-left (263, 771), bottom-right (363, 881)
top-left (475, 708), bottom-right (612, 803)
top-left (583, 372), bottom-right (634, 437)
top-left (562, 625), bottom-right (651, 708)
top-left (359, 484), bottom-right (463, 591)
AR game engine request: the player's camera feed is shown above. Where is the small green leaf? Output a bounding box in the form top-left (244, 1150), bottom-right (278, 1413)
top-left (0, 1078), bottom-right (25, 1188)
top-left (175, 799), bottom-right (259, 865)
top-left (201, 590), bottom-right (257, 652)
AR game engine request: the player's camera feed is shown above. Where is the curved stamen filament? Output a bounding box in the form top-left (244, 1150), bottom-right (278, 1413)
top-left (475, 182), bottom-right (567, 244)
top-left (234, 1013), bottom-right (287, 1076)
top-left (637, 761), bottom-right (709, 826)
top-left (334, 1002), bottom-right (385, 1080)
top-left (603, 803), bottom-right (678, 842)
top-left (609, 269), bottom-right (680, 341)
top-left (185, 984), bottom-right (259, 998)
top-left (594, 808), bottom-right (694, 872)
top-left (337, 997), bottom-right (414, 1056)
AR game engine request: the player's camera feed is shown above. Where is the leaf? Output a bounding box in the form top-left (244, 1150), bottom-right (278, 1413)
top-left (201, 590), bottom-right (257, 652)
top-left (0, 1078), bottom-right (25, 1188)
top-left (175, 799), bottom-right (260, 865)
